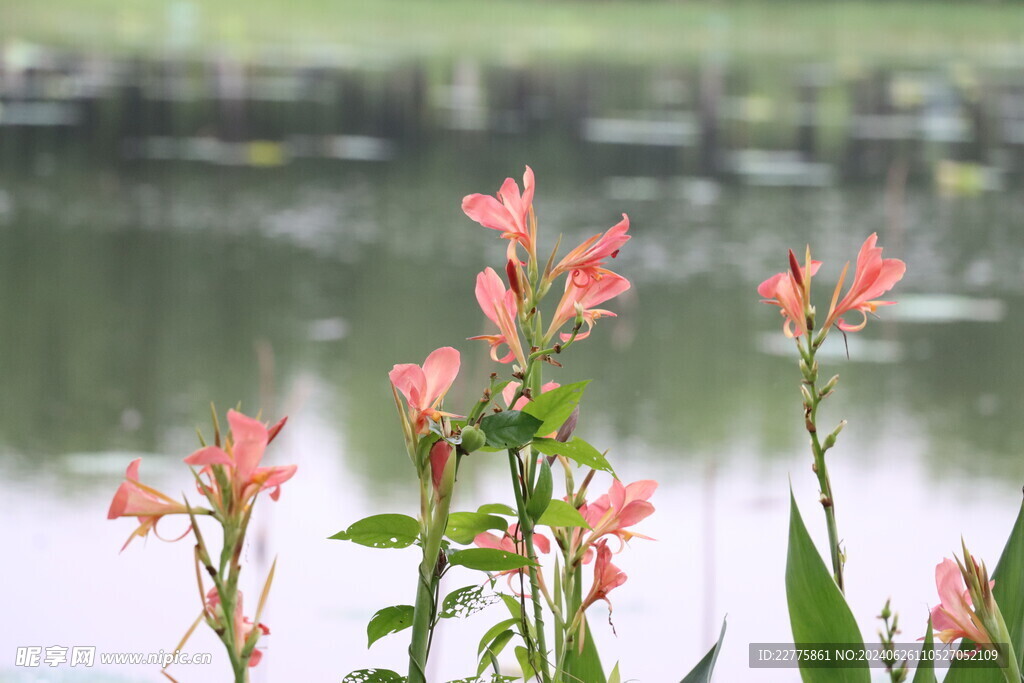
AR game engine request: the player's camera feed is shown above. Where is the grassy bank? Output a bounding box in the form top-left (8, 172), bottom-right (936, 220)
top-left (1, 0), bottom-right (1021, 65)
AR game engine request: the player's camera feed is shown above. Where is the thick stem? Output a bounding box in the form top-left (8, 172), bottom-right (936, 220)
top-left (407, 486), bottom-right (452, 683)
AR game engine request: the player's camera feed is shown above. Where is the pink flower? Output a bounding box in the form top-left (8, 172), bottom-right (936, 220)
top-left (583, 479), bottom-right (657, 544)
top-left (757, 252), bottom-right (821, 338)
top-left (469, 268), bottom-right (528, 367)
top-left (462, 166), bottom-right (536, 259)
top-left (547, 270), bottom-right (631, 342)
top-left (107, 459), bottom-right (193, 550)
top-left (550, 214), bottom-right (631, 287)
top-left (930, 558), bottom-right (993, 645)
top-left (428, 440), bottom-right (454, 496)
top-left (824, 233), bottom-right (906, 332)
top-left (184, 410), bottom-right (297, 510)
top-left (389, 346), bottom-right (461, 435)
top-left (205, 589), bottom-right (270, 667)
top-left (580, 539), bottom-right (627, 613)
top-left (474, 523), bottom-right (551, 590)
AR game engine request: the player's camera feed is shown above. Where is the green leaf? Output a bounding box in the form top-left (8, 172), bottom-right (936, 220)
top-left (785, 491), bottom-right (869, 682)
top-left (480, 410), bottom-right (544, 450)
top-left (680, 617), bottom-right (727, 683)
top-left (522, 380), bottom-right (589, 435)
top-left (531, 437), bottom-right (614, 473)
top-left (445, 512), bottom-right (508, 545)
top-left (946, 497), bottom-right (1024, 682)
top-left (563, 621), bottom-right (607, 683)
top-left (478, 618), bottom-right (519, 655)
top-left (449, 548), bottom-right (536, 572)
top-left (330, 514), bottom-right (420, 549)
top-left (439, 585), bottom-right (499, 619)
top-left (366, 605), bottom-right (414, 648)
top-left (499, 593), bottom-right (524, 620)
top-left (609, 662), bottom-right (621, 683)
top-left (342, 669), bottom-right (406, 683)
top-left (537, 499), bottom-right (590, 529)
top-left (476, 629), bottom-right (516, 675)
top-left (477, 503), bottom-right (517, 517)
top-left (912, 615), bottom-right (936, 683)
top-left (526, 461), bottom-right (554, 522)
top-left (514, 646), bottom-right (537, 681)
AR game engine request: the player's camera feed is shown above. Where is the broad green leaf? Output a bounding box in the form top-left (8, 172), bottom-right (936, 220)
top-left (439, 585), bottom-right (499, 619)
top-left (946, 497), bottom-right (1024, 682)
top-left (342, 669), bottom-right (406, 683)
top-left (366, 605), bottom-right (414, 648)
top-left (446, 512), bottom-right (508, 545)
top-left (514, 646), bottom-right (537, 681)
top-left (912, 616), bottom-right (936, 683)
top-left (476, 629), bottom-right (516, 675)
top-left (478, 503), bottom-right (517, 517)
top-left (522, 380), bottom-right (589, 435)
top-left (480, 410), bottom-right (544, 450)
top-left (499, 593), bottom-right (524, 620)
top-left (449, 548), bottom-right (536, 572)
top-left (531, 437), bottom-right (614, 473)
top-left (785, 491), bottom-right (869, 682)
top-left (526, 461), bottom-right (553, 522)
top-left (537, 499), bottom-right (591, 529)
top-left (330, 514), bottom-right (420, 549)
top-left (679, 617), bottom-right (727, 683)
top-left (478, 618), bottom-right (519, 655)
top-left (563, 621), bottom-right (606, 683)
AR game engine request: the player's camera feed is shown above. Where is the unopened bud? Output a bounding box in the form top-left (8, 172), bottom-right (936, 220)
top-left (800, 384), bottom-right (814, 407)
top-left (820, 374), bottom-right (839, 396)
top-left (799, 359), bottom-right (818, 383)
top-left (459, 425), bottom-right (487, 453)
top-left (824, 420), bottom-right (847, 450)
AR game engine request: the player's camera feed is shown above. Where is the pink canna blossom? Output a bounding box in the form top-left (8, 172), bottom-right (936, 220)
top-left (462, 166), bottom-right (536, 259)
top-left (580, 539), bottom-right (627, 613)
top-left (469, 268), bottom-right (528, 367)
top-left (824, 233), bottom-right (906, 332)
top-left (547, 270), bottom-right (631, 342)
top-left (205, 589), bottom-right (270, 667)
top-left (474, 524), bottom-right (551, 595)
top-left (757, 254), bottom-right (821, 338)
top-left (184, 410), bottom-right (297, 510)
top-left (107, 458), bottom-right (193, 550)
top-left (930, 558), bottom-right (993, 645)
top-left (574, 479), bottom-right (656, 563)
top-left (389, 346), bottom-right (462, 435)
top-left (550, 214), bottom-right (631, 287)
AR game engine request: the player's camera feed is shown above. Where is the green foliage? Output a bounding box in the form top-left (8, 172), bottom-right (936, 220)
top-left (342, 669), bottom-right (406, 683)
top-left (946, 497), bottom-right (1024, 682)
top-left (366, 605), bottom-right (414, 648)
top-left (785, 491), bottom-right (869, 682)
top-left (523, 381), bottom-right (589, 436)
top-left (537, 499), bottom-right (590, 529)
top-left (479, 410), bottom-right (544, 450)
top-left (330, 514), bottom-right (420, 549)
top-left (563, 622), bottom-right (606, 683)
top-left (445, 512), bottom-right (508, 545)
top-left (448, 548), bottom-right (536, 572)
top-left (532, 437), bottom-right (614, 473)
top-left (477, 503), bottom-right (517, 517)
top-left (526, 461), bottom-right (554, 523)
top-left (477, 623), bottom-right (517, 675)
top-left (679, 617), bottom-right (727, 683)
top-left (438, 585), bottom-right (500, 619)
top-left (912, 616), bottom-right (936, 683)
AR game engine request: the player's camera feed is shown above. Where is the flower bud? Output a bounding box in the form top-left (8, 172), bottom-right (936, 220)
top-left (459, 425), bottom-right (487, 453)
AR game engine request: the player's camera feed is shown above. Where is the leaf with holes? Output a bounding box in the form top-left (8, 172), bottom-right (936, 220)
top-left (330, 514), bottom-right (420, 549)
top-left (445, 512), bottom-right (508, 545)
top-left (439, 585), bottom-right (500, 619)
top-left (366, 605), bottom-right (414, 648)
top-left (342, 669), bottom-right (406, 683)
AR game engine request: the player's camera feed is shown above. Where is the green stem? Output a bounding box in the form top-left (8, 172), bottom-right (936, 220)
top-left (803, 337), bottom-right (845, 593)
top-left (407, 484), bottom-right (453, 683)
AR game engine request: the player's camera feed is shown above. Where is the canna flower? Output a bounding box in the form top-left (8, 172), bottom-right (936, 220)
top-left (582, 479), bottom-right (657, 546)
top-left (205, 589), bottom-right (270, 667)
top-left (757, 251), bottom-right (821, 338)
top-left (580, 539), bottom-right (627, 613)
top-left (470, 267), bottom-right (528, 367)
top-left (184, 410), bottom-right (296, 511)
top-left (462, 166), bottom-right (536, 260)
top-left (930, 557), bottom-right (993, 645)
top-left (546, 270), bottom-right (631, 342)
top-left (389, 347), bottom-right (462, 435)
top-left (475, 523), bottom-right (551, 594)
top-left (823, 233), bottom-right (906, 332)
top-left (428, 440), bottom-right (454, 499)
top-left (549, 214), bottom-right (631, 287)
top-left (107, 458), bottom-right (196, 550)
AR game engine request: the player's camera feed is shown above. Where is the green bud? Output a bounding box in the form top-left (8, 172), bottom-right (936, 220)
top-left (459, 425), bottom-right (487, 453)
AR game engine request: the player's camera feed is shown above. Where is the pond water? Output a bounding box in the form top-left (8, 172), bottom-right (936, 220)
top-left (2, 54), bottom-right (1024, 682)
